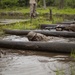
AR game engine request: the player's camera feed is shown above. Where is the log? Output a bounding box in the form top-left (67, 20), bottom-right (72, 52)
top-left (0, 40), bottom-right (75, 53)
top-left (40, 24), bottom-right (72, 29)
top-left (58, 21), bottom-right (75, 24)
top-left (40, 24), bottom-right (57, 29)
top-left (4, 29), bottom-right (75, 37)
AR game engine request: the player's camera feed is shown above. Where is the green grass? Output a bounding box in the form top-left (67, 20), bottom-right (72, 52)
top-left (0, 7), bottom-right (75, 15)
top-left (0, 16), bottom-right (63, 30)
top-left (71, 50), bottom-right (75, 59)
top-left (0, 19), bottom-right (50, 30)
top-left (0, 7), bottom-right (29, 14)
top-left (52, 7), bottom-right (75, 15)
top-left (22, 7), bottom-right (75, 15)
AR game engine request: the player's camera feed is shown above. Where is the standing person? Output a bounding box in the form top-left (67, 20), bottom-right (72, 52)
top-left (29, 0), bottom-right (37, 18)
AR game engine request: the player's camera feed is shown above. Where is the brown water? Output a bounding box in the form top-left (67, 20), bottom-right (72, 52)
top-left (1, 35), bottom-right (75, 43)
top-left (0, 35), bottom-right (75, 75)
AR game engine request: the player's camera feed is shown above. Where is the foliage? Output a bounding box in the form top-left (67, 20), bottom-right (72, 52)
top-left (71, 50), bottom-right (75, 59)
top-left (18, 0), bottom-right (29, 7)
top-left (66, 0), bottom-right (75, 8)
top-left (0, 0), bottom-right (18, 8)
top-left (38, 0), bottom-right (54, 7)
top-left (0, 0), bottom-right (75, 8)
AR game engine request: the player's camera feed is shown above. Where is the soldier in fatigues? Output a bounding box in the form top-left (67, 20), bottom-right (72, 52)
top-left (56, 24), bottom-right (75, 31)
top-left (29, 0), bottom-right (37, 18)
top-left (27, 31), bottom-right (65, 42)
top-left (27, 31), bottom-right (50, 41)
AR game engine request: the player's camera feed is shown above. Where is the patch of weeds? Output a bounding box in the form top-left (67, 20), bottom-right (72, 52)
top-left (70, 66), bottom-right (75, 75)
top-left (55, 70), bottom-right (65, 75)
top-left (70, 50), bottom-right (75, 75)
top-left (52, 16), bottom-right (64, 24)
top-left (71, 50), bottom-right (75, 59)
top-left (68, 62), bottom-right (75, 75)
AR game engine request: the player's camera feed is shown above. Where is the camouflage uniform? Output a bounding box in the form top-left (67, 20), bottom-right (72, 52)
top-left (56, 24), bottom-right (75, 31)
top-left (65, 24), bottom-right (75, 31)
top-left (29, 0), bottom-right (37, 17)
top-left (27, 31), bottom-right (50, 41)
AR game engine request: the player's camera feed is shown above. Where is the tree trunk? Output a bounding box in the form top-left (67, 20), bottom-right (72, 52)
top-left (59, 0), bottom-right (64, 9)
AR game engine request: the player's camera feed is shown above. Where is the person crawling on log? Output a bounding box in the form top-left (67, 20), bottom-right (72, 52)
top-left (27, 31), bottom-right (50, 41)
top-left (56, 24), bottom-right (75, 31)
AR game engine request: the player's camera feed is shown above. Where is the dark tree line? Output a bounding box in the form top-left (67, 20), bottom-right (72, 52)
top-left (0, 0), bottom-right (75, 8)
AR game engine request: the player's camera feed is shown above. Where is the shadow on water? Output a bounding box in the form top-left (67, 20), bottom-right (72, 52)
top-left (0, 35), bottom-right (75, 75)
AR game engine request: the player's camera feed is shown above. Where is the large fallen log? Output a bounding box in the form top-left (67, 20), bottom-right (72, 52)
top-left (58, 21), bottom-right (75, 24)
top-left (4, 29), bottom-right (75, 37)
top-left (0, 40), bottom-right (75, 53)
top-left (40, 24), bottom-right (57, 29)
top-left (40, 23), bottom-right (75, 29)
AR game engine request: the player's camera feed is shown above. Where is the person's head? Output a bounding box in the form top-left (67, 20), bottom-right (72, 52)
top-left (27, 31), bottom-right (36, 41)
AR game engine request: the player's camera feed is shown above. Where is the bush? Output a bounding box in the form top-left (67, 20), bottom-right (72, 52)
top-left (66, 0), bottom-right (75, 8)
top-left (0, 0), bottom-right (75, 8)
top-left (0, 0), bottom-right (18, 8)
top-left (18, 0), bottom-right (29, 7)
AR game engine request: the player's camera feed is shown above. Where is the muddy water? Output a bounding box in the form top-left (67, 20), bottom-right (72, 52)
top-left (2, 35), bottom-right (29, 42)
top-left (0, 48), bottom-right (75, 75)
top-left (1, 35), bottom-right (75, 43)
top-left (0, 35), bottom-right (75, 75)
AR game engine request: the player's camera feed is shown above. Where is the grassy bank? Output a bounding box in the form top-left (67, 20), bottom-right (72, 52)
top-left (0, 16), bottom-right (64, 31)
top-left (0, 7), bottom-right (75, 34)
top-left (0, 7), bottom-right (75, 15)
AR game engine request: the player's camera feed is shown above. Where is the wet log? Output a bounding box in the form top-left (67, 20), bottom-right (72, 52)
top-left (57, 21), bottom-right (75, 24)
top-left (0, 40), bottom-right (75, 53)
top-left (40, 24), bottom-right (57, 29)
top-left (40, 24), bottom-right (72, 29)
top-left (4, 29), bottom-right (75, 37)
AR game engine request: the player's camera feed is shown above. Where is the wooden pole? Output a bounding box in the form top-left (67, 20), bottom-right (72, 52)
top-left (49, 9), bottom-right (53, 20)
